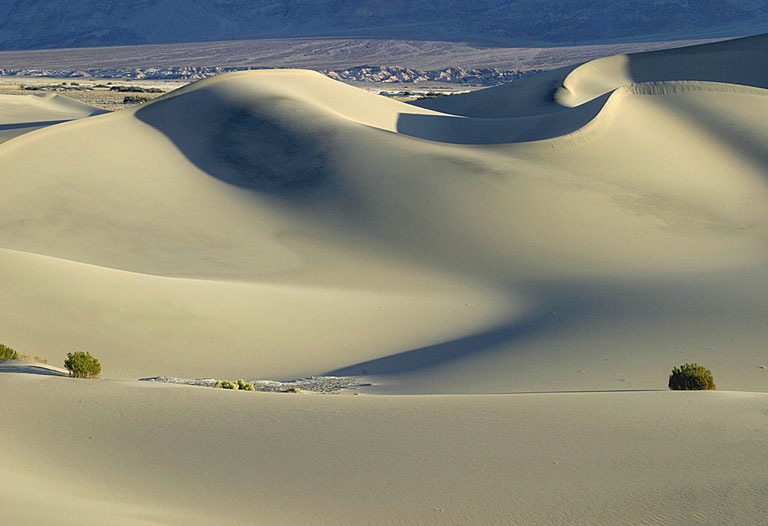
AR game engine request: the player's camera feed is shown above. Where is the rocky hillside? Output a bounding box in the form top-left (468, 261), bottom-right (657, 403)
top-left (1, 0), bottom-right (766, 50)
top-left (0, 66), bottom-right (536, 86)
top-left (325, 66), bottom-right (534, 85)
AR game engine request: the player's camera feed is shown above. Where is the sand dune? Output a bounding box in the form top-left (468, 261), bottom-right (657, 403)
top-left (413, 33), bottom-right (768, 117)
top-left (2, 34), bottom-right (767, 523)
top-left (0, 93), bottom-right (105, 143)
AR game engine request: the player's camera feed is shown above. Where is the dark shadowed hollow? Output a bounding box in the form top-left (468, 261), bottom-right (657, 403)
top-left (135, 89), bottom-right (335, 197)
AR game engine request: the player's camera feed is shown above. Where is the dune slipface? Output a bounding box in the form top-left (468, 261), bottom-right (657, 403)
top-left (2, 35), bottom-right (767, 524)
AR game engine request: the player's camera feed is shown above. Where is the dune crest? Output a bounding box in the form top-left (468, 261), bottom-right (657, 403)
top-left (414, 33), bottom-right (768, 117)
top-left (555, 34), bottom-right (768, 107)
top-left (0, 34), bottom-right (767, 388)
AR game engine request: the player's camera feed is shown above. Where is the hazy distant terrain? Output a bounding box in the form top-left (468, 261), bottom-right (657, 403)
top-left (0, 36), bottom-right (730, 84)
top-left (1, 0), bottom-right (766, 50)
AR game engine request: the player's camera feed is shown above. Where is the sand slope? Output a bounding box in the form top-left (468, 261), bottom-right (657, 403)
top-left (1, 34), bottom-right (768, 524)
top-left (0, 92), bottom-right (106, 143)
top-left (2, 375), bottom-right (767, 525)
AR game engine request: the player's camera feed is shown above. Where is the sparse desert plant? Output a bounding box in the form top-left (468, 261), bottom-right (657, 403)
top-left (110, 85), bottom-right (164, 93)
top-left (419, 92), bottom-right (448, 99)
top-left (123, 95), bottom-right (150, 104)
top-left (64, 351), bottom-right (101, 378)
top-left (237, 379), bottom-right (255, 391)
top-left (0, 343), bottom-right (19, 361)
top-left (668, 363), bottom-right (716, 390)
top-left (214, 379), bottom-right (256, 391)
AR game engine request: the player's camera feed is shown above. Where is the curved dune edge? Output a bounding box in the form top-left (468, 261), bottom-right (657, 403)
top-left (2, 73), bottom-right (765, 152)
top-left (555, 33), bottom-right (768, 108)
top-left (0, 92), bottom-right (107, 144)
top-left (0, 92), bottom-right (107, 119)
top-left (413, 32), bottom-right (768, 118)
top-left (545, 80), bottom-right (768, 149)
top-left (399, 80), bottom-right (768, 146)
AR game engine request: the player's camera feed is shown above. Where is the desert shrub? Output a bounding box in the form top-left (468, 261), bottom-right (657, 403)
top-left (214, 379), bottom-right (256, 391)
top-left (110, 86), bottom-right (164, 93)
top-left (0, 343), bottom-right (19, 361)
top-left (420, 92), bottom-right (448, 99)
top-left (123, 95), bottom-right (150, 104)
top-left (64, 351), bottom-right (101, 378)
top-left (668, 363), bottom-right (716, 390)
top-left (237, 379), bottom-right (255, 391)
top-left (111, 85), bottom-right (145, 92)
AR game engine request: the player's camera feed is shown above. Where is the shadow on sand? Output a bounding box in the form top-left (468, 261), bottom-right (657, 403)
top-left (0, 120), bottom-right (70, 131)
top-left (134, 89), bottom-right (335, 198)
top-left (0, 361), bottom-right (68, 377)
top-left (326, 304), bottom-right (580, 377)
top-left (396, 94), bottom-right (608, 144)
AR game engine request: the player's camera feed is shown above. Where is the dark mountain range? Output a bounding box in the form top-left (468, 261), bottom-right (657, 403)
top-left (1, 0), bottom-right (767, 51)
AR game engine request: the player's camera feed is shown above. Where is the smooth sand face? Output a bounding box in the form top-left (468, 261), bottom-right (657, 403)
top-left (2, 375), bottom-right (767, 525)
top-left (0, 92), bottom-right (106, 143)
top-left (2, 34), bottom-right (767, 524)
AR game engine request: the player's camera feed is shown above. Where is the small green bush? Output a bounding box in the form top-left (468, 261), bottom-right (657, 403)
top-left (214, 379), bottom-right (255, 391)
top-left (668, 363), bottom-right (716, 390)
top-left (64, 351), bottom-right (101, 379)
top-left (0, 343), bottom-right (19, 361)
top-left (237, 380), bottom-right (255, 391)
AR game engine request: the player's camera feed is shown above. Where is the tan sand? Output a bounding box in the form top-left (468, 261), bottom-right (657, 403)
top-left (0, 92), bottom-right (105, 143)
top-left (2, 375), bottom-right (766, 525)
top-left (1, 33), bottom-right (767, 524)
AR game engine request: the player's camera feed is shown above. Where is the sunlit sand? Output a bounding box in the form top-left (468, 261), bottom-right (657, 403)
top-left (2, 35), bottom-right (767, 524)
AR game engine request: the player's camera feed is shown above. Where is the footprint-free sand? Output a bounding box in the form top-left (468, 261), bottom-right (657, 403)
top-left (2, 35), bottom-right (767, 524)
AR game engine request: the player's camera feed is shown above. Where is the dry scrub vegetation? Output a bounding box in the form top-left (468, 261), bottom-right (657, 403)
top-left (0, 342), bottom-right (47, 363)
top-left (668, 363), bottom-right (716, 390)
top-left (0, 78), bottom-right (173, 110)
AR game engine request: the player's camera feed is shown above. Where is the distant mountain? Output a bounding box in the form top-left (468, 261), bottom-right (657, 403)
top-left (1, 0), bottom-right (767, 50)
